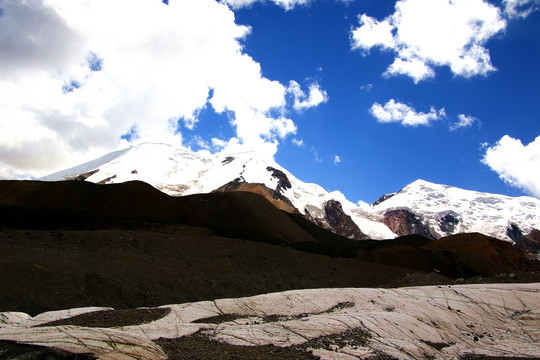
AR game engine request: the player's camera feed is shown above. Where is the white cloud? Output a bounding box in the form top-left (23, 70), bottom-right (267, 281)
top-left (351, 15), bottom-right (394, 52)
top-left (287, 80), bottom-right (329, 111)
top-left (360, 83), bottom-right (373, 92)
top-left (384, 58), bottom-right (435, 84)
top-left (481, 135), bottom-right (540, 198)
top-left (450, 114), bottom-right (479, 131)
top-left (211, 138), bottom-right (228, 150)
top-left (190, 135), bottom-right (211, 150)
top-left (334, 155), bottom-right (341, 165)
top-left (0, 0), bottom-right (300, 178)
top-left (222, 0), bottom-right (313, 11)
top-left (503, 0), bottom-right (540, 18)
top-left (370, 99), bottom-right (446, 127)
top-left (351, 0), bottom-right (507, 82)
top-left (292, 138), bottom-right (304, 147)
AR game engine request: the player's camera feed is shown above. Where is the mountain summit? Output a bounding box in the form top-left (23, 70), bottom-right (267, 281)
top-left (42, 142), bottom-right (540, 243)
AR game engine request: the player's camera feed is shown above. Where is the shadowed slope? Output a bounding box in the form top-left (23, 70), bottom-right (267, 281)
top-left (0, 180), bottom-right (205, 228)
top-left (355, 234), bottom-right (540, 278)
top-left (0, 180), bottom-right (315, 245)
top-left (421, 233), bottom-right (540, 277)
top-left (176, 191), bottom-right (317, 245)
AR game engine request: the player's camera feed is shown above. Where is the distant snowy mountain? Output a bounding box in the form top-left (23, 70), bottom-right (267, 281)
top-left (42, 142), bottom-right (540, 243)
top-left (355, 179), bottom-right (540, 242)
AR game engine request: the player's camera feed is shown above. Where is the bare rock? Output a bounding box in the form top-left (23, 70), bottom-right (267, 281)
top-left (515, 228), bottom-right (540, 256)
top-left (382, 209), bottom-right (435, 240)
top-left (324, 200), bottom-right (369, 240)
top-left (266, 166), bottom-right (292, 194)
top-left (1, 284), bottom-right (539, 360)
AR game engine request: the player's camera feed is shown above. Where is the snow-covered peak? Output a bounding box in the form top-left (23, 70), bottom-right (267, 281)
top-left (371, 178), bottom-right (540, 240)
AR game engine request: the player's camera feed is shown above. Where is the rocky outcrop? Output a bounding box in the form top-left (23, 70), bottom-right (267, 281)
top-left (439, 213), bottom-right (460, 235)
top-left (1, 284), bottom-right (539, 360)
top-left (67, 169), bottom-right (100, 181)
top-left (515, 229), bottom-right (540, 256)
top-left (382, 209), bottom-right (435, 240)
top-left (507, 223), bottom-right (524, 243)
top-left (213, 180), bottom-right (299, 214)
top-left (324, 200), bottom-right (369, 240)
top-left (266, 166), bottom-right (292, 194)
top-left (371, 192), bottom-right (396, 206)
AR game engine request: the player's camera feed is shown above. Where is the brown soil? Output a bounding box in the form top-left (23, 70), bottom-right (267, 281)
top-left (155, 333), bottom-right (318, 360)
top-left (38, 307), bottom-right (170, 328)
top-left (0, 227), bottom-right (411, 315)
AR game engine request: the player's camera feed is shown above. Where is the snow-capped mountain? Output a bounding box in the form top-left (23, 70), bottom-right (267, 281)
top-left (356, 179), bottom-right (540, 241)
top-left (42, 142), bottom-right (540, 243)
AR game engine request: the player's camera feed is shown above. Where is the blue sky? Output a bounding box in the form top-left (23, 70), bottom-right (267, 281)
top-left (0, 0), bottom-right (539, 203)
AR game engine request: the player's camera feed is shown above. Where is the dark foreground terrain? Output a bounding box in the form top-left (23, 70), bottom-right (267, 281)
top-left (0, 180), bottom-right (539, 359)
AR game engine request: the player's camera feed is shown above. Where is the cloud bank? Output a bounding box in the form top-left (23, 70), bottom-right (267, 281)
top-left (482, 135), bottom-right (540, 198)
top-left (370, 99), bottom-right (446, 127)
top-left (0, 0), bottom-right (325, 179)
top-left (351, 0), bottom-right (507, 83)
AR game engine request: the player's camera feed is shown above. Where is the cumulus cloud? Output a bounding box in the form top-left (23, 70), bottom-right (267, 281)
top-left (482, 135), bottom-right (540, 198)
top-left (351, 0), bottom-right (507, 83)
top-left (334, 155), bottom-right (341, 165)
top-left (351, 15), bottom-right (394, 52)
top-left (0, 0), bottom-right (310, 178)
top-left (503, 0), bottom-right (540, 18)
top-left (370, 99), bottom-right (446, 127)
top-left (222, 0), bottom-right (313, 11)
top-left (287, 81), bottom-right (329, 111)
top-left (450, 114), bottom-right (479, 131)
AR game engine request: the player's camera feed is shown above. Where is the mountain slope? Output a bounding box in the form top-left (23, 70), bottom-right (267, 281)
top-left (42, 142), bottom-right (394, 240)
top-left (359, 179), bottom-right (540, 241)
top-left (1, 179), bottom-right (539, 316)
top-left (42, 142), bottom-right (540, 242)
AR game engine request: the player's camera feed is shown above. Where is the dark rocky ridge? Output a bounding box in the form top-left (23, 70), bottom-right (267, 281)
top-left (324, 200), bottom-right (369, 240)
top-left (507, 223), bottom-right (524, 243)
top-left (515, 229), bottom-right (540, 256)
top-left (266, 166), bottom-right (292, 194)
top-left (372, 192), bottom-right (396, 206)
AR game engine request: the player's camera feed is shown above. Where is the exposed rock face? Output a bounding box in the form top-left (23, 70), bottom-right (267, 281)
top-left (266, 166), bottom-right (292, 194)
top-left (515, 229), bottom-right (540, 256)
top-left (382, 209), bottom-right (435, 240)
top-left (1, 284), bottom-right (539, 360)
top-left (67, 169), bottom-right (99, 181)
top-left (97, 174), bottom-right (117, 184)
top-left (439, 213), bottom-right (460, 235)
top-left (221, 156), bottom-right (235, 165)
top-left (371, 193), bottom-right (396, 206)
top-left (213, 180), bottom-right (299, 214)
top-left (507, 223), bottom-right (524, 243)
top-left (324, 200), bottom-right (369, 240)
